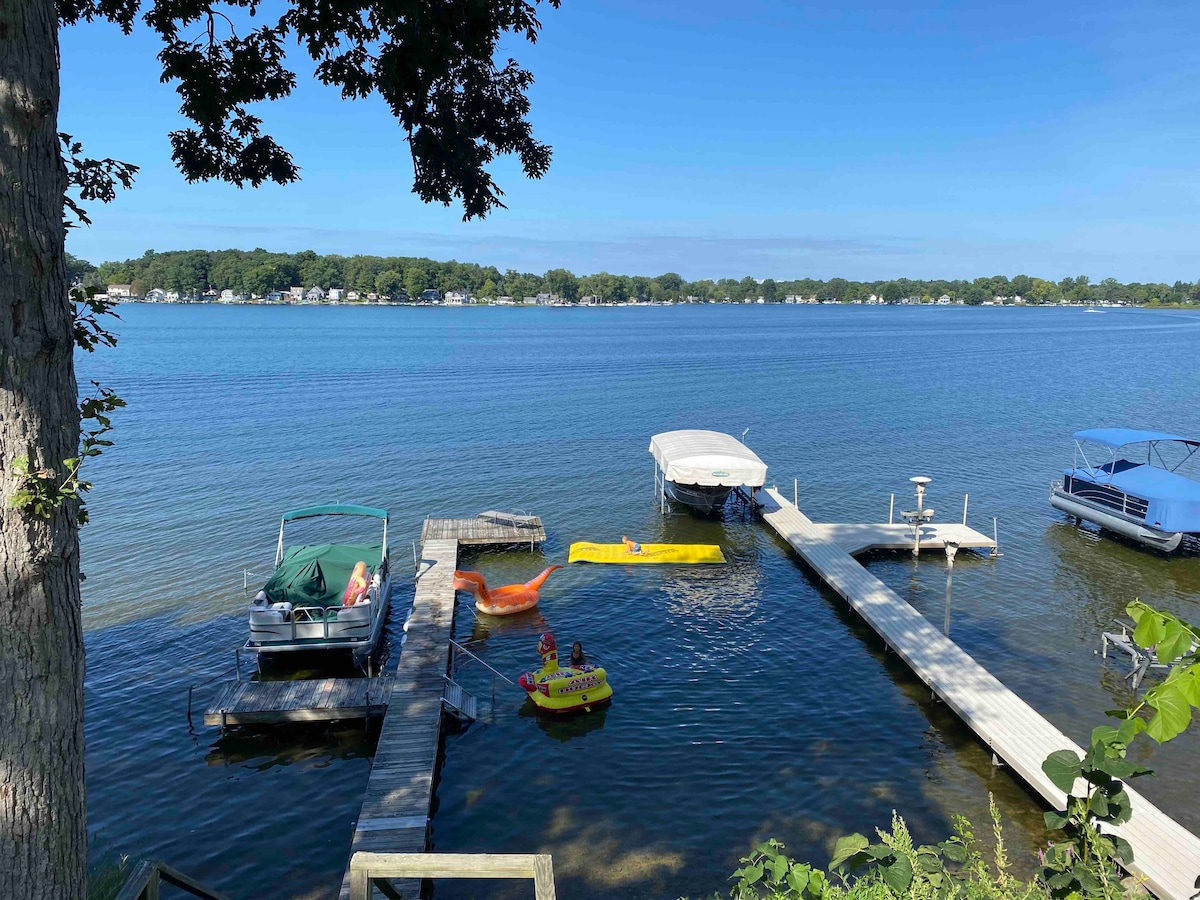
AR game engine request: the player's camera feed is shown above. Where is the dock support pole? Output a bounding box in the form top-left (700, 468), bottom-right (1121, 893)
top-left (889, 493), bottom-right (894, 524)
top-left (794, 478), bottom-right (798, 508)
top-left (962, 494), bottom-right (969, 525)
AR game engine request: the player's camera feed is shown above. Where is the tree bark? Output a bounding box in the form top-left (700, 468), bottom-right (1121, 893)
top-left (0, 1), bottom-right (87, 898)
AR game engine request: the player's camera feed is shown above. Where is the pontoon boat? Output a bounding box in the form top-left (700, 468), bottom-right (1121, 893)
top-left (1050, 429), bottom-right (1200, 552)
top-left (650, 430), bottom-right (768, 514)
top-left (244, 504), bottom-right (392, 664)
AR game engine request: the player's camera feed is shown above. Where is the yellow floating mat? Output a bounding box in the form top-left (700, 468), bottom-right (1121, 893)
top-left (568, 542), bottom-right (726, 564)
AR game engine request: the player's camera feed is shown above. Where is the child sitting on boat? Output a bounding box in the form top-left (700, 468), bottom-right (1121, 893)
top-left (342, 561), bottom-right (370, 606)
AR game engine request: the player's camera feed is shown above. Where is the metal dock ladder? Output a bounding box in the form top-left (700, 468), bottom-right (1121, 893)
top-left (442, 676), bottom-right (478, 723)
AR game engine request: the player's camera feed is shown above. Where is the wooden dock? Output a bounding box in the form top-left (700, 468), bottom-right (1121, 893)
top-left (337, 537), bottom-right (460, 898)
top-left (816, 521), bottom-right (995, 556)
top-left (421, 512), bottom-right (545, 546)
top-left (758, 488), bottom-right (1200, 900)
top-left (203, 676), bottom-right (392, 726)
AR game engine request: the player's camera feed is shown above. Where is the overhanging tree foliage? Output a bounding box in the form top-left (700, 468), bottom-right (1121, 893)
top-left (0, 1), bottom-right (558, 897)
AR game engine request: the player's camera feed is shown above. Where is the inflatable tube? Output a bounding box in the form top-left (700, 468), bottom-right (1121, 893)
top-left (453, 565), bottom-right (563, 616)
top-left (518, 633), bottom-right (613, 714)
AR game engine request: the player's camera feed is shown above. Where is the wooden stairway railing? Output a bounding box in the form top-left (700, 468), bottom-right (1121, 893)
top-left (114, 860), bottom-right (231, 900)
top-left (348, 852), bottom-right (555, 900)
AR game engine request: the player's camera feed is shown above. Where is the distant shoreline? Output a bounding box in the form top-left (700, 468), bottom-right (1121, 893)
top-left (104, 299), bottom-right (1192, 310)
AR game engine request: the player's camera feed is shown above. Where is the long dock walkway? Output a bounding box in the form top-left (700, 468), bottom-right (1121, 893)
top-left (338, 538), bottom-right (458, 899)
top-left (758, 488), bottom-right (1200, 900)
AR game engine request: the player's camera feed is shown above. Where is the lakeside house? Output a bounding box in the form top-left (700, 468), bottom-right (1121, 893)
top-left (346, 290), bottom-right (361, 302)
top-left (304, 286), bottom-right (326, 302)
top-left (288, 286), bottom-right (305, 302)
top-left (145, 288), bottom-right (166, 303)
top-left (201, 288), bottom-right (219, 302)
top-left (444, 289), bottom-right (470, 305)
top-left (328, 288), bottom-right (344, 301)
top-left (418, 289), bottom-right (441, 304)
top-left (107, 284), bottom-right (133, 298)
top-left (265, 291), bottom-right (283, 303)
top-left (220, 289), bottom-right (235, 302)
top-left (164, 290), bottom-right (180, 303)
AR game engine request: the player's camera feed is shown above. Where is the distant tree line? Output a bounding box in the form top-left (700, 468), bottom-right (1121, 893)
top-left (78, 248), bottom-right (1200, 305)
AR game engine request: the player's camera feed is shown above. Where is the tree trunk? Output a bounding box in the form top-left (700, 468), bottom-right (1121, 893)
top-left (0, 1), bottom-right (87, 898)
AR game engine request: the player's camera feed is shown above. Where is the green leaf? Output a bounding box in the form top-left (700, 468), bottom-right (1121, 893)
top-left (745, 862), bottom-right (763, 884)
top-left (1044, 809), bottom-right (1071, 830)
top-left (1158, 620), bottom-right (1194, 664)
top-left (916, 852), bottom-right (943, 873)
top-left (1134, 612), bottom-right (1166, 650)
top-left (1111, 836), bottom-right (1135, 864)
top-left (880, 853), bottom-right (913, 894)
top-left (1090, 725), bottom-right (1120, 746)
top-left (1048, 871), bottom-right (1076, 890)
top-left (1106, 789), bottom-right (1133, 825)
top-left (770, 855), bottom-right (788, 884)
top-left (1043, 749), bottom-right (1084, 793)
top-left (1116, 716), bottom-right (1147, 743)
top-left (1088, 790), bottom-right (1110, 817)
top-left (829, 834), bottom-right (870, 869)
top-left (786, 867), bottom-right (810, 894)
top-left (1145, 682), bottom-right (1194, 743)
top-left (940, 841), bottom-right (968, 864)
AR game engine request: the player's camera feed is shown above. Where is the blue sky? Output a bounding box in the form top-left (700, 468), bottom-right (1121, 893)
top-left (60, 0), bottom-right (1200, 281)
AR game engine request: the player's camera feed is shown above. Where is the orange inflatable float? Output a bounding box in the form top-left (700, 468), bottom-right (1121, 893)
top-left (452, 565), bottom-right (563, 616)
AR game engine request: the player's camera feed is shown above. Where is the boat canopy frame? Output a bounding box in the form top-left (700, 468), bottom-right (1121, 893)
top-left (275, 504), bottom-right (389, 568)
top-left (1071, 431), bottom-right (1200, 485)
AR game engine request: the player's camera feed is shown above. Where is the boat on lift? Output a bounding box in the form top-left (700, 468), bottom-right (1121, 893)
top-left (1050, 429), bottom-right (1200, 552)
top-left (244, 504), bottom-right (392, 666)
top-left (650, 429), bottom-right (768, 514)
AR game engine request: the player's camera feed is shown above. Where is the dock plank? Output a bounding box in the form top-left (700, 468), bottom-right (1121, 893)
top-left (758, 488), bottom-right (1200, 900)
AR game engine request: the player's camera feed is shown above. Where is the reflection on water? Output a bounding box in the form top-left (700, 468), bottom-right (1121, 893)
top-left (81, 305), bottom-right (1200, 899)
top-left (519, 704), bottom-right (611, 743)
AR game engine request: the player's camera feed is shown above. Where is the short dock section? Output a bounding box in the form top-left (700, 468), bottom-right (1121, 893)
top-left (759, 488), bottom-right (1200, 900)
top-left (421, 511), bottom-right (545, 546)
top-left (203, 676), bottom-right (392, 726)
top-left (817, 521), bottom-right (995, 556)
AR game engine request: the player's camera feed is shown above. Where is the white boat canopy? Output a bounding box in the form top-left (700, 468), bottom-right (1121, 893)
top-left (649, 430), bottom-right (768, 487)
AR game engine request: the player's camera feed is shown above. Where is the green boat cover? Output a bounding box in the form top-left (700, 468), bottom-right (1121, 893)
top-left (263, 542), bottom-right (383, 608)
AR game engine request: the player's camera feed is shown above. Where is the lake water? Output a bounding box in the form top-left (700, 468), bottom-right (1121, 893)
top-left (80, 304), bottom-right (1200, 899)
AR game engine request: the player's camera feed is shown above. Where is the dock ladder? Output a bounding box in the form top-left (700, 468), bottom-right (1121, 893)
top-left (442, 675), bottom-right (479, 723)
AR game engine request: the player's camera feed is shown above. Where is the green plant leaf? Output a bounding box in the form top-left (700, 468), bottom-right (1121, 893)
top-left (1134, 611), bottom-right (1166, 649)
top-left (770, 855), bottom-right (788, 884)
top-left (1111, 836), bottom-right (1134, 864)
top-left (1106, 788), bottom-right (1133, 825)
top-left (1088, 790), bottom-right (1110, 817)
top-left (829, 834), bottom-right (869, 869)
top-left (745, 862), bottom-right (763, 884)
top-left (1116, 716), bottom-right (1147, 744)
top-left (1044, 809), bottom-right (1071, 830)
top-left (1145, 682), bottom-right (1194, 743)
top-left (1043, 750), bottom-right (1083, 793)
top-left (940, 841), bottom-right (967, 864)
top-left (916, 852), bottom-right (943, 874)
top-left (1158, 620), bottom-right (1194, 664)
top-left (879, 853), bottom-right (913, 894)
top-left (786, 867), bottom-right (810, 894)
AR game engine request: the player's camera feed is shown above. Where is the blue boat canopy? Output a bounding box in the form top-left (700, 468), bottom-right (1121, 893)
top-left (1068, 465), bottom-right (1200, 532)
top-left (1073, 428), bottom-right (1199, 449)
top-left (281, 504), bottom-right (388, 522)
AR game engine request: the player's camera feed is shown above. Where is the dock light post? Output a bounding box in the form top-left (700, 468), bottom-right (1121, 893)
top-left (901, 476), bottom-right (934, 557)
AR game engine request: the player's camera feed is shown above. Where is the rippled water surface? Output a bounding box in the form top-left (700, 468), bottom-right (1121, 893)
top-left (81, 305), bottom-right (1200, 899)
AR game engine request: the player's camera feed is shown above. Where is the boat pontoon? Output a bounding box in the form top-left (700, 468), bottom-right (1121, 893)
top-left (650, 430), bottom-right (768, 514)
top-left (1050, 429), bottom-right (1200, 552)
top-left (244, 504), bottom-right (392, 664)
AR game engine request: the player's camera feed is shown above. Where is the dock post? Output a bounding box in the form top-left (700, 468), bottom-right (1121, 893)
top-left (793, 478), bottom-right (798, 508)
top-left (889, 493), bottom-right (894, 524)
top-left (962, 494), bottom-right (969, 525)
